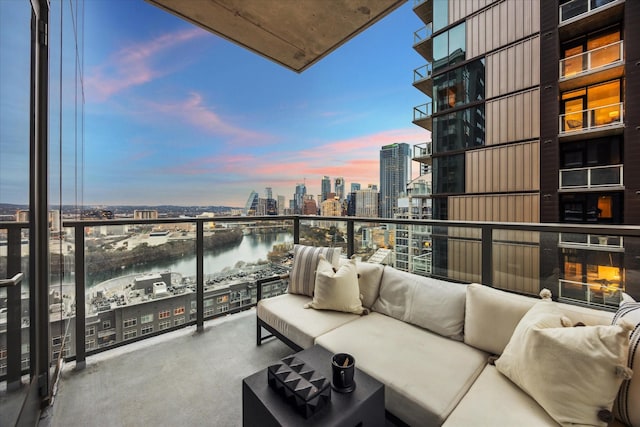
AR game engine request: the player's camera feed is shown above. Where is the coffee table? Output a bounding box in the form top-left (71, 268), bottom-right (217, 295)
top-left (242, 345), bottom-right (385, 426)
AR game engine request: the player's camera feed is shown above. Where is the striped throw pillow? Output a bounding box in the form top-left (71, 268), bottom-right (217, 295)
top-left (612, 297), bottom-right (640, 427)
top-left (289, 245), bottom-right (341, 297)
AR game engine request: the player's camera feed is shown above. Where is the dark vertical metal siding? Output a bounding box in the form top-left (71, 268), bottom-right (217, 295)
top-left (539, 0), bottom-right (560, 223)
top-left (624, 0), bottom-right (640, 225)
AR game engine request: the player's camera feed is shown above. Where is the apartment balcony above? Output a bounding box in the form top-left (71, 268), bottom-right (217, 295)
top-left (413, 63), bottom-right (433, 97)
top-left (559, 164), bottom-right (623, 191)
top-left (413, 0), bottom-right (432, 25)
top-left (413, 24), bottom-right (433, 61)
top-left (558, 102), bottom-right (623, 140)
top-left (559, 40), bottom-right (624, 91)
top-left (558, 232), bottom-right (624, 251)
top-left (559, 0), bottom-right (625, 40)
top-left (412, 102), bottom-right (433, 131)
top-left (412, 141), bottom-right (432, 165)
top-left (408, 180), bottom-right (432, 198)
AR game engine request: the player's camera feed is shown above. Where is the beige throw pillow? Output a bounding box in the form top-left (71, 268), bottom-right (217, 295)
top-left (304, 255), bottom-right (364, 315)
top-left (612, 296), bottom-right (640, 426)
top-left (496, 301), bottom-right (633, 427)
top-left (288, 244), bottom-right (341, 296)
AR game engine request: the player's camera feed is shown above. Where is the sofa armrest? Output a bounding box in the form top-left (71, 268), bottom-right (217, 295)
top-left (256, 273), bottom-right (289, 302)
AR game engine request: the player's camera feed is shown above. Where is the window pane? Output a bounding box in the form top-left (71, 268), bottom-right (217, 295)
top-left (448, 24), bottom-right (466, 67)
top-left (433, 33), bottom-right (448, 72)
top-left (433, 0), bottom-right (448, 33)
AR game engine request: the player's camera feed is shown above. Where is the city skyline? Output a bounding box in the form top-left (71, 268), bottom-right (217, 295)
top-left (0, 1), bottom-right (428, 208)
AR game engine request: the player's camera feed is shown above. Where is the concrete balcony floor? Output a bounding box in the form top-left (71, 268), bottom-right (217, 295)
top-left (41, 310), bottom-right (292, 426)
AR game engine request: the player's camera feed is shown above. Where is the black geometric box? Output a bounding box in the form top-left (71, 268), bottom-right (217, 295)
top-left (267, 355), bottom-right (331, 419)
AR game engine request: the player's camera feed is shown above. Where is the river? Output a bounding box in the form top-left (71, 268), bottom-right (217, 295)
top-left (58, 232), bottom-right (294, 288)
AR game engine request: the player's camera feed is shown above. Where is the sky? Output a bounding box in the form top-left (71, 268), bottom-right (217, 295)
top-left (0, 0), bottom-right (430, 208)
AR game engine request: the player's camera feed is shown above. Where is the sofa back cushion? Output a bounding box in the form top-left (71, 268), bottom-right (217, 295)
top-left (289, 245), bottom-right (341, 297)
top-left (355, 261), bottom-right (384, 309)
top-left (464, 283), bottom-right (614, 355)
top-left (372, 267), bottom-right (467, 340)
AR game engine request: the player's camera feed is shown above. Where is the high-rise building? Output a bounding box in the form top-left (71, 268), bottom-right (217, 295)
top-left (350, 183), bottom-right (361, 192)
top-left (302, 195), bottom-right (317, 215)
top-left (133, 210), bottom-right (158, 220)
top-left (320, 197), bottom-right (342, 217)
top-left (356, 187), bottom-right (379, 218)
top-left (411, 0), bottom-right (639, 305)
top-left (321, 176), bottom-right (331, 202)
top-left (334, 177), bottom-right (345, 201)
top-left (244, 191), bottom-right (259, 216)
top-left (379, 143), bottom-right (411, 219)
top-left (277, 195), bottom-right (285, 215)
top-left (294, 183), bottom-right (307, 214)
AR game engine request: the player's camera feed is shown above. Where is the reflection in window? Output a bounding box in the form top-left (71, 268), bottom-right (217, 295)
top-left (560, 193), bottom-right (622, 223)
top-left (434, 60), bottom-right (485, 113)
top-left (433, 105), bottom-right (485, 154)
top-left (560, 136), bottom-right (621, 168)
top-left (561, 27), bottom-right (621, 78)
top-left (433, 154), bottom-right (464, 194)
top-left (433, 23), bottom-right (466, 73)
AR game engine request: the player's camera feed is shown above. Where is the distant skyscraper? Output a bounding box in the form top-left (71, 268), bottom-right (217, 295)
top-left (379, 143), bottom-right (411, 218)
top-left (356, 188), bottom-right (379, 218)
top-left (302, 195), bottom-right (317, 215)
top-left (277, 195), bottom-right (285, 215)
top-left (244, 191), bottom-right (259, 216)
top-left (321, 176), bottom-right (331, 202)
top-left (334, 177), bottom-right (345, 201)
top-left (294, 183), bottom-right (306, 214)
top-left (350, 183), bottom-right (361, 192)
top-left (265, 187), bottom-right (273, 200)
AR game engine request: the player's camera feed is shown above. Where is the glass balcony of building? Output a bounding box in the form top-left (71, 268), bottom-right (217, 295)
top-left (412, 0), bottom-right (432, 25)
top-left (413, 24), bottom-right (433, 61)
top-left (559, 0), bottom-right (621, 24)
top-left (559, 102), bottom-right (623, 136)
top-left (559, 164), bottom-right (623, 190)
top-left (412, 141), bottom-right (433, 165)
top-left (413, 63), bottom-right (433, 97)
top-left (559, 40), bottom-right (624, 91)
top-left (412, 102), bottom-right (433, 131)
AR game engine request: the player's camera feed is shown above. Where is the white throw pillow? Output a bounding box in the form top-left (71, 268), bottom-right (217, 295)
top-left (304, 255), bottom-right (364, 315)
top-left (496, 301), bottom-right (633, 427)
top-left (288, 244), bottom-right (341, 296)
top-left (612, 295), bottom-right (640, 427)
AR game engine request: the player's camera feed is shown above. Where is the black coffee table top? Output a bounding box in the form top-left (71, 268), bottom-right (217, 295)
top-left (243, 345), bottom-right (385, 426)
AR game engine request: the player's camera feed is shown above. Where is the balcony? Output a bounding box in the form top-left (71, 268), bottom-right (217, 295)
top-left (413, 0), bottom-right (433, 24)
top-left (3, 216), bottom-right (640, 424)
top-left (559, 40), bottom-right (624, 91)
top-left (558, 102), bottom-right (623, 140)
top-left (559, 0), bottom-right (625, 40)
top-left (412, 141), bottom-right (432, 165)
top-left (412, 102), bottom-right (433, 131)
top-left (413, 63), bottom-right (433, 97)
top-left (559, 164), bottom-right (623, 190)
top-left (413, 24), bottom-right (433, 61)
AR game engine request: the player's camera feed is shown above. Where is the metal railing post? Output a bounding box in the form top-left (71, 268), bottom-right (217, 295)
top-left (74, 225), bottom-right (86, 369)
top-left (481, 225), bottom-right (493, 286)
top-left (196, 221), bottom-right (204, 332)
top-left (347, 220), bottom-right (354, 257)
top-left (6, 227), bottom-right (22, 390)
top-left (293, 217), bottom-right (300, 244)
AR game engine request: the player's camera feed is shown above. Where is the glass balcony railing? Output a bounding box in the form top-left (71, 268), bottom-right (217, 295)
top-left (413, 24), bottom-right (433, 45)
top-left (3, 216), bottom-right (640, 386)
top-left (560, 40), bottom-right (623, 79)
top-left (413, 63), bottom-right (433, 83)
top-left (413, 102), bottom-right (433, 121)
top-left (413, 141), bottom-right (432, 160)
top-left (559, 233), bottom-right (623, 250)
top-left (559, 0), bottom-right (618, 24)
top-left (559, 102), bottom-right (623, 134)
top-left (559, 164), bottom-right (623, 189)
top-left (408, 181), bottom-right (432, 197)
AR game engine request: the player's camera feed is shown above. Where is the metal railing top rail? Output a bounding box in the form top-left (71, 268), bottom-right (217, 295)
top-left (59, 215), bottom-right (640, 238)
top-left (0, 221), bottom-right (30, 229)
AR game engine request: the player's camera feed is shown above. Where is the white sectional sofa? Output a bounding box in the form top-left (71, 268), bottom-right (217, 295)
top-left (256, 252), bottom-right (638, 427)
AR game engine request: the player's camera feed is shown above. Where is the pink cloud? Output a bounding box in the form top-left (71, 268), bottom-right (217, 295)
top-left (86, 27), bottom-right (206, 102)
top-left (143, 92), bottom-right (274, 144)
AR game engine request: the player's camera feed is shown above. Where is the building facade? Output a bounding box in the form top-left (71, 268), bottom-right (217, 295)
top-left (379, 143), bottom-right (412, 219)
top-left (412, 0), bottom-right (639, 304)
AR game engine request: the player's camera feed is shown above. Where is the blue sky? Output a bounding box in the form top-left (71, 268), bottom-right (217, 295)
top-left (0, 0), bottom-right (429, 207)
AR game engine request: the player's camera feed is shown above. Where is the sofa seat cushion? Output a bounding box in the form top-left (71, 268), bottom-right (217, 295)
top-left (443, 365), bottom-right (558, 427)
top-left (257, 294), bottom-right (360, 349)
top-left (315, 312), bottom-right (488, 426)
